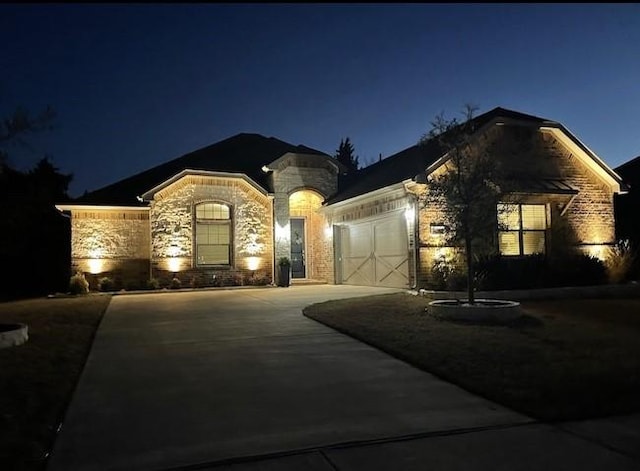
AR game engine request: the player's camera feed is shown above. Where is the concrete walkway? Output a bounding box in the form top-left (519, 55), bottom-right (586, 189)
top-left (47, 286), bottom-right (640, 471)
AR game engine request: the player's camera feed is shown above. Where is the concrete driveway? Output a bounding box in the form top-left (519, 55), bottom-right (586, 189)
top-left (46, 286), bottom-right (534, 470)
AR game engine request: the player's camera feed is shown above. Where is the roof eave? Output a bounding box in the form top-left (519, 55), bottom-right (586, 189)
top-left (140, 169), bottom-right (269, 201)
top-left (539, 125), bottom-right (625, 193)
top-left (55, 204), bottom-right (150, 211)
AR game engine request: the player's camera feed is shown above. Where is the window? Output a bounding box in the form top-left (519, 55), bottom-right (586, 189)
top-left (497, 203), bottom-right (547, 256)
top-left (195, 202), bottom-right (231, 265)
top-left (430, 223), bottom-right (447, 236)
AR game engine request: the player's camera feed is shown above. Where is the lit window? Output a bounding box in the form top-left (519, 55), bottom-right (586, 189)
top-left (195, 202), bottom-right (231, 265)
top-left (497, 203), bottom-right (547, 256)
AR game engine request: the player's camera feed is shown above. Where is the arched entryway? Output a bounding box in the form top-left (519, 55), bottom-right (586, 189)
top-left (288, 189), bottom-right (332, 282)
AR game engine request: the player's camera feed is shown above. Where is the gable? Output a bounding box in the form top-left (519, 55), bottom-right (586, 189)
top-left (141, 169), bottom-right (270, 202)
top-left (427, 121), bottom-right (624, 196)
top-left (326, 107), bottom-right (625, 207)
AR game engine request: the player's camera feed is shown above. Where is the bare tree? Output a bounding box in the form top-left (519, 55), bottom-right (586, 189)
top-left (420, 105), bottom-right (508, 304)
top-left (0, 105), bottom-right (56, 166)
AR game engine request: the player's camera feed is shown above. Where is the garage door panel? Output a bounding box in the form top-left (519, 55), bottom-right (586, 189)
top-left (343, 257), bottom-right (374, 285)
top-left (344, 223), bottom-right (372, 257)
top-left (374, 220), bottom-right (407, 255)
top-left (376, 257), bottom-right (409, 287)
top-left (338, 211), bottom-right (409, 289)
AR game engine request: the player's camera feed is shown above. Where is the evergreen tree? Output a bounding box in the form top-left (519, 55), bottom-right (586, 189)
top-left (0, 106), bottom-right (71, 299)
top-left (334, 137), bottom-right (359, 173)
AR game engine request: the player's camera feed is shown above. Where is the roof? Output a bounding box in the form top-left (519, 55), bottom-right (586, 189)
top-left (326, 107), bottom-right (552, 205)
top-left (74, 133), bottom-right (328, 206)
top-left (326, 106), bottom-right (624, 205)
top-left (511, 178), bottom-right (578, 195)
top-left (616, 155), bottom-right (640, 183)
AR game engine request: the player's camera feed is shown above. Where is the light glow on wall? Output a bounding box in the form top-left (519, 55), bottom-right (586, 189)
top-left (167, 257), bottom-right (182, 273)
top-left (582, 244), bottom-right (607, 262)
top-left (244, 233), bottom-right (264, 255)
top-left (246, 256), bottom-right (261, 271)
top-left (167, 244), bottom-right (181, 258)
top-left (404, 206), bottom-right (415, 222)
top-left (434, 247), bottom-right (453, 261)
top-left (324, 225), bottom-right (333, 238)
top-left (88, 248), bottom-right (103, 259)
top-left (275, 222), bottom-right (290, 242)
top-left (88, 258), bottom-right (104, 274)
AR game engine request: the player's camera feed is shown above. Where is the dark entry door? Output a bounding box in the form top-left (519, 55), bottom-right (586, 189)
top-left (290, 218), bottom-right (306, 278)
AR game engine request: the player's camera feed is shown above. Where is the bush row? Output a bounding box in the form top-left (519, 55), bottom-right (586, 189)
top-left (68, 272), bottom-right (272, 295)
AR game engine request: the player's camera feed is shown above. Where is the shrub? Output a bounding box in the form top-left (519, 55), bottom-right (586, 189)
top-left (243, 273), bottom-right (271, 286)
top-left (548, 253), bottom-right (607, 287)
top-left (146, 278), bottom-right (160, 290)
top-left (474, 252), bottom-right (608, 290)
top-left (230, 274), bottom-right (243, 286)
top-left (605, 239), bottom-right (637, 284)
top-left (476, 254), bottom-right (547, 290)
top-left (190, 276), bottom-right (202, 289)
top-left (170, 277), bottom-right (182, 289)
top-left (69, 272), bottom-right (89, 295)
top-left (428, 250), bottom-right (466, 290)
top-left (98, 277), bottom-right (115, 292)
top-left (278, 257), bottom-right (291, 267)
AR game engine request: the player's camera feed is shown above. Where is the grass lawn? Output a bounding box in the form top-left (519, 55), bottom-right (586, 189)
top-left (304, 293), bottom-right (640, 422)
top-left (0, 295), bottom-right (111, 471)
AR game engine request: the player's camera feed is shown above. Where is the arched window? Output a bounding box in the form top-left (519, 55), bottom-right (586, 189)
top-left (195, 202), bottom-right (231, 265)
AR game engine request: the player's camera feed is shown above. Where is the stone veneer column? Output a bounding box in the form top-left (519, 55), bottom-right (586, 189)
top-left (268, 153), bottom-right (340, 272)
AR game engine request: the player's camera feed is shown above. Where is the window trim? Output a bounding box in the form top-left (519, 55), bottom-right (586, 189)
top-left (194, 201), bottom-right (233, 267)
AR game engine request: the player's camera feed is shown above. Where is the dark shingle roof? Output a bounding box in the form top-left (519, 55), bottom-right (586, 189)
top-left (326, 107), bottom-right (554, 205)
top-left (75, 133), bottom-right (328, 206)
top-left (616, 155), bottom-right (640, 184)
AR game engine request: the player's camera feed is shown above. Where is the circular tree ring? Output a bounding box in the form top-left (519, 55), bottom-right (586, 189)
top-left (428, 299), bottom-right (521, 322)
top-left (0, 323), bottom-right (29, 348)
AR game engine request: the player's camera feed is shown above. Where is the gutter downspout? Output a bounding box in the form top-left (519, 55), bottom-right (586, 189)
top-left (270, 194), bottom-right (276, 286)
top-left (412, 193), bottom-right (420, 290)
top-left (403, 180), bottom-right (424, 290)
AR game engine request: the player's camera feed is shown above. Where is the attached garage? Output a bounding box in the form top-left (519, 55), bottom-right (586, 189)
top-left (336, 210), bottom-right (410, 288)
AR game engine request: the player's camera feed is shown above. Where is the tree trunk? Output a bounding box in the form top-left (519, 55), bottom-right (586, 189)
top-left (465, 237), bottom-right (474, 304)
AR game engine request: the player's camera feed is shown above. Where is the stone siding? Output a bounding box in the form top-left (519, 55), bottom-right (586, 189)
top-left (149, 174), bottom-right (274, 285)
top-left (269, 154), bottom-right (339, 283)
top-left (70, 209), bottom-right (150, 288)
top-left (272, 163), bottom-right (338, 261)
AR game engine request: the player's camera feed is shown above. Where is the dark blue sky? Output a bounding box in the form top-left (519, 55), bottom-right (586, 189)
top-left (2, 4), bottom-right (639, 197)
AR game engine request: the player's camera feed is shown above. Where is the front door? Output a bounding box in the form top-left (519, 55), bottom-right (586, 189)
top-left (290, 218), bottom-right (306, 278)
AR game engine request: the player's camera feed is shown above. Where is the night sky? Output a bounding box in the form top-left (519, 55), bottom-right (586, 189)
top-left (2, 4), bottom-right (639, 198)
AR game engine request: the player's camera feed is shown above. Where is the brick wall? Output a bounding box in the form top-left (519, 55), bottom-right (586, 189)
top-left (414, 124), bottom-right (618, 287)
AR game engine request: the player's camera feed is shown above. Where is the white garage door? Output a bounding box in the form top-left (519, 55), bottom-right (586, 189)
top-left (337, 211), bottom-right (410, 288)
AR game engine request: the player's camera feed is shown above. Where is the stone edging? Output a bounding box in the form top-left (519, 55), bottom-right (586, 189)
top-left (0, 323), bottom-right (29, 348)
top-left (415, 283), bottom-right (640, 301)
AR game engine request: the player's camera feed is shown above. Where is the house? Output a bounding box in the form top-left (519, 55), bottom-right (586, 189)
top-left (615, 155), bottom-right (640, 244)
top-left (56, 107), bottom-right (626, 290)
top-left (614, 155), bottom-right (640, 280)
